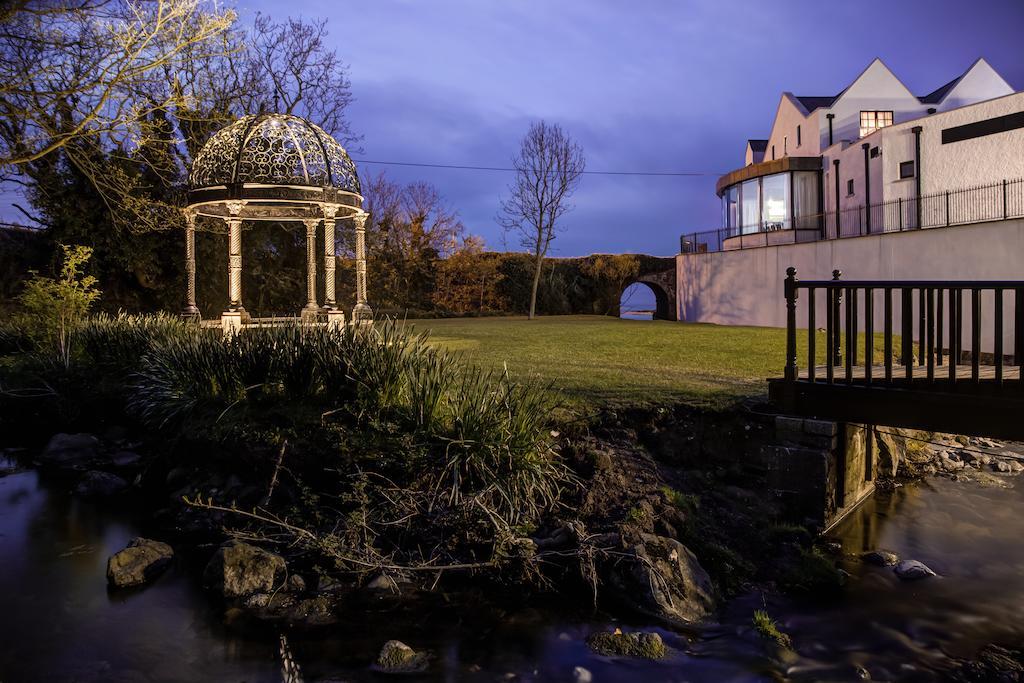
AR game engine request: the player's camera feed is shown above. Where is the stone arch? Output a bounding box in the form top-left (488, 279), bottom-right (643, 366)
top-left (623, 269), bottom-right (677, 320)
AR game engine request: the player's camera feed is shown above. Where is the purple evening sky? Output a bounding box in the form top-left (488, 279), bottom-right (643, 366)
top-left (4, 1), bottom-right (1023, 258)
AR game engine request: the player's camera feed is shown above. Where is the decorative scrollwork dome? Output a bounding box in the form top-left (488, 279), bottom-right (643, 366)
top-left (189, 113), bottom-right (359, 194)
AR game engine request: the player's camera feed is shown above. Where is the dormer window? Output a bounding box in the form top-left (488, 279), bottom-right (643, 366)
top-left (860, 110), bottom-right (893, 137)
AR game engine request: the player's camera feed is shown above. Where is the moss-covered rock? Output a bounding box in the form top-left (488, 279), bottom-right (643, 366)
top-left (375, 640), bottom-right (431, 673)
top-left (586, 630), bottom-right (667, 659)
top-left (203, 540), bottom-right (286, 599)
top-left (598, 533), bottom-right (715, 624)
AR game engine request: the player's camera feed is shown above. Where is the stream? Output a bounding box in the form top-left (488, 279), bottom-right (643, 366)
top-left (1, 451), bottom-right (1022, 682)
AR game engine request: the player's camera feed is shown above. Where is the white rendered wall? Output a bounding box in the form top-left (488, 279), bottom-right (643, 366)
top-left (820, 92), bottom-right (1024, 219)
top-left (676, 218), bottom-right (1024, 354)
top-left (822, 60), bottom-right (925, 148)
top-left (764, 94), bottom-right (819, 162)
top-left (936, 59), bottom-right (1013, 112)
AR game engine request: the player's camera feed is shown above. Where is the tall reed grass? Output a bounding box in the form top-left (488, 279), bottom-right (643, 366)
top-left (71, 316), bottom-right (568, 529)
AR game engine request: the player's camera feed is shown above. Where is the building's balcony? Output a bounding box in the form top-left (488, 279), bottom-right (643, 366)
top-left (681, 177), bottom-right (1024, 255)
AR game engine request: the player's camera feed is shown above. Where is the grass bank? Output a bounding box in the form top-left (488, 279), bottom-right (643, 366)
top-left (409, 315), bottom-right (837, 408)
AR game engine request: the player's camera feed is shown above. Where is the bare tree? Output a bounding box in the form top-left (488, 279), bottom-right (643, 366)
top-left (499, 121), bottom-right (585, 319)
top-left (0, 0), bottom-right (235, 168)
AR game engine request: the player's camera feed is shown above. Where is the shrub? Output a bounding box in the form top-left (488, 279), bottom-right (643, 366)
top-left (18, 244), bottom-right (101, 369)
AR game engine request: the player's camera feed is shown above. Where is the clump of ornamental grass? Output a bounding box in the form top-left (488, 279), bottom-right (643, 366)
top-left (78, 312), bottom-right (199, 379)
top-left (128, 319), bottom-right (571, 543)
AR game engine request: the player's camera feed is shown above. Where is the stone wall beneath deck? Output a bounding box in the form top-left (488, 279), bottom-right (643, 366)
top-left (675, 217), bottom-right (1024, 354)
top-left (760, 416), bottom-right (877, 529)
top-left (760, 415), bottom-right (931, 529)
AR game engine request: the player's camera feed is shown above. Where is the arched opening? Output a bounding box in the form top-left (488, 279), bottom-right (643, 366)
top-left (619, 281), bottom-right (670, 320)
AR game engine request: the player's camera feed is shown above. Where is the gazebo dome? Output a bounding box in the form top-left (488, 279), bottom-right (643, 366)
top-left (181, 112), bottom-right (371, 331)
top-left (189, 113), bottom-right (359, 193)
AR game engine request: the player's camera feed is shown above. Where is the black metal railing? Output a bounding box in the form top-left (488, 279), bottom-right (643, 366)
top-left (681, 177), bottom-right (1024, 254)
top-left (783, 267), bottom-right (1024, 389)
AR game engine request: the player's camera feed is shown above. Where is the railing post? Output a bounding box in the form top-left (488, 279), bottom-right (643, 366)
top-left (946, 191), bottom-right (951, 227)
top-left (898, 197), bottom-right (903, 231)
top-left (1004, 179), bottom-right (1009, 220)
top-left (832, 270), bottom-right (843, 366)
top-left (785, 267), bottom-right (799, 381)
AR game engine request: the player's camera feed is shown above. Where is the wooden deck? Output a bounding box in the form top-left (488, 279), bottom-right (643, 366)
top-left (770, 365), bottom-right (1024, 440)
top-left (773, 274), bottom-right (1024, 439)
top-left (799, 363), bottom-right (1021, 383)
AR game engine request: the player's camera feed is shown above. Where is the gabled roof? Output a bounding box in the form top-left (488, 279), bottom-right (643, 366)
top-left (746, 139), bottom-right (768, 152)
top-left (918, 75), bottom-right (961, 104)
top-left (794, 95), bottom-right (838, 113)
top-left (917, 58), bottom-right (1013, 104)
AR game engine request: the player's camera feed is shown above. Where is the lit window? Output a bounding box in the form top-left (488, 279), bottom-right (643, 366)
top-left (899, 160), bottom-right (915, 179)
top-left (860, 110), bottom-right (893, 137)
top-left (847, 179), bottom-right (855, 196)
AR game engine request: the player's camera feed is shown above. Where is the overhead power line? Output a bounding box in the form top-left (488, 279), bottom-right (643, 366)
top-left (351, 158), bottom-right (722, 177)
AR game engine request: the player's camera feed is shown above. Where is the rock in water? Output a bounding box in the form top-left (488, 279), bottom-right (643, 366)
top-left (894, 560), bottom-right (936, 580)
top-left (587, 630), bottom-right (667, 659)
top-left (572, 665), bottom-right (593, 682)
top-left (599, 533), bottom-right (714, 624)
top-left (375, 640), bottom-right (430, 673)
top-left (75, 471), bottom-right (129, 497)
top-left (203, 540), bottom-right (286, 598)
top-left (107, 538), bottom-right (174, 588)
top-left (861, 549), bottom-right (899, 566)
top-left (37, 433), bottom-right (100, 472)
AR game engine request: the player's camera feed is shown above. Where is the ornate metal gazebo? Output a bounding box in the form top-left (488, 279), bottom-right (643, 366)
top-left (183, 113), bottom-right (371, 331)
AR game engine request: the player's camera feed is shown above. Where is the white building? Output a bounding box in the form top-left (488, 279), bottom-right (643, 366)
top-left (674, 59), bottom-right (1024, 355)
top-left (694, 58), bottom-right (1022, 251)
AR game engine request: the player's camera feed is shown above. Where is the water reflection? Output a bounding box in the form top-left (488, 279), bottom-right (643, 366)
top-left (719, 477), bottom-right (1024, 681)
top-left (1, 453), bottom-right (1022, 681)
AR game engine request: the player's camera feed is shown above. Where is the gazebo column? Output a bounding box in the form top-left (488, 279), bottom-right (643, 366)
top-left (302, 218), bottom-right (321, 322)
top-left (352, 213), bottom-right (373, 324)
top-left (322, 205), bottom-right (345, 328)
top-left (181, 210), bottom-right (200, 321)
top-left (222, 201), bottom-right (245, 335)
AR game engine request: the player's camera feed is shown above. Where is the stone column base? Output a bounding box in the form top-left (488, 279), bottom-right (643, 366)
top-left (221, 311), bottom-right (243, 336)
top-left (326, 309), bottom-right (346, 329)
top-left (180, 306), bottom-right (201, 324)
top-left (300, 307), bottom-right (322, 324)
top-left (352, 303), bottom-right (374, 325)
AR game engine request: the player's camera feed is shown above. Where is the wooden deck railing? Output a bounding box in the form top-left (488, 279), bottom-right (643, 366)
top-left (783, 267), bottom-right (1024, 389)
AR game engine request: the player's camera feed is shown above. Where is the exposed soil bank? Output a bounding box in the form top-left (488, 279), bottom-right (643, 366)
top-left (4, 398), bottom-right (1024, 681)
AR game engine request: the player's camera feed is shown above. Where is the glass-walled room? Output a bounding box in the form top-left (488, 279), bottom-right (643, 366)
top-left (721, 170), bottom-right (821, 234)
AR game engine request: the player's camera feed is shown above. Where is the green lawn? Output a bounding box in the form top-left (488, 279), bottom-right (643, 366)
top-left (406, 315), bottom-right (802, 408)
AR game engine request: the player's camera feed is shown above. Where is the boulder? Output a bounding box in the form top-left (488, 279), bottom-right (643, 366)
top-left (107, 538), bottom-right (174, 588)
top-left (38, 433), bottom-right (100, 472)
top-left (75, 471), bottom-right (129, 497)
top-left (861, 549), bottom-right (899, 566)
top-left (203, 540), bottom-right (286, 598)
top-left (375, 640), bottom-right (430, 673)
top-left (586, 630), bottom-right (667, 659)
top-left (110, 450), bottom-right (142, 468)
top-left (598, 533), bottom-right (714, 625)
top-left (894, 560), bottom-right (936, 580)
top-left (572, 666), bottom-right (593, 683)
